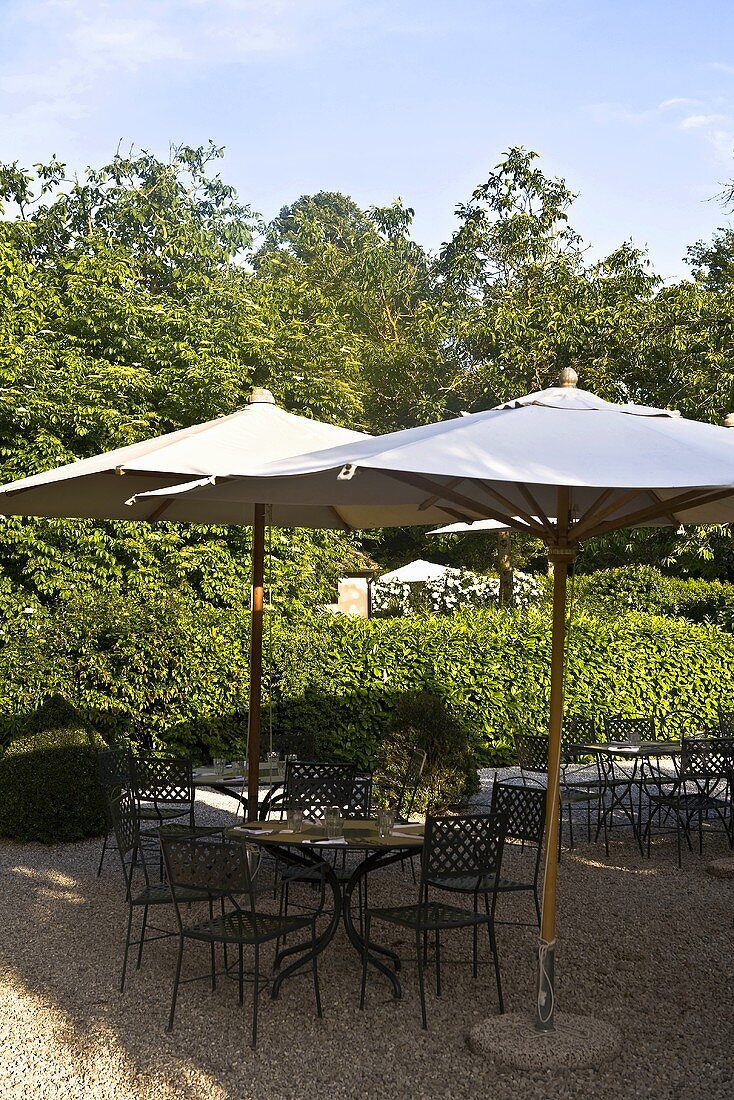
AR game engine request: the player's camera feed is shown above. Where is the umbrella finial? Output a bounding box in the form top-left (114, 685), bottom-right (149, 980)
top-left (724, 413), bottom-right (734, 428)
top-left (248, 388), bottom-right (276, 405)
top-left (557, 367), bottom-right (578, 388)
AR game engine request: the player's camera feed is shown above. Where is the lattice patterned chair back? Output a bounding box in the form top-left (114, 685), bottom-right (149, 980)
top-left (680, 736), bottom-right (734, 788)
top-left (130, 754), bottom-right (194, 806)
top-left (161, 836), bottom-right (256, 915)
top-left (97, 748), bottom-right (129, 791)
top-left (490, 781), bottom-right (545, 845)
top-left (603, 715), bottom-right (656, 743)
top-left (562, 715), bottom-right (597, 751)
top-left (420, 813), bottom-right (507, 891)
top-left (717, 710), bottom-right (734, 737)
top-left (396, 748), bottom-right (427, 820)
top-left (108, 788), bottom-right (156, 895)
top-left (348, 774), bottom-right (373, 819)
top-left (284, 761), bottom-right (358, 821)
top-left (514, 733), bottom-right (549, 777)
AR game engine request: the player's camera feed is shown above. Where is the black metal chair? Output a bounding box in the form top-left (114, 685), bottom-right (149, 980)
top-left (603, 714), bottom-right (656, 743)
top-left (375, 747), bottom-right (427, 822)
top-left (487, 780), bottom-right (546, 927)
top-left (643, 736), bottom-right (734, 866)
top-left (96, 747), bottom-right (129, 876)
top-left (161, 834), bottom-right (324, 1047)
top-left (129, 753), bottom-right (196, 835)
top-left (361, 812), bottom-right (507, 1029)
top-left (514, 733), bottom-right (603, 856)
top-left (109, 790), bottom-right (209, 993)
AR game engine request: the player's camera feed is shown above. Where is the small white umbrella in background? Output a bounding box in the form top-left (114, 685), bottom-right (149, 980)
top-left (379, 559), bottom-right (454, 583)
top-left (0, 389), bottom-right (374, 812)
top-left (129, 367), bottom-right (734, 1038)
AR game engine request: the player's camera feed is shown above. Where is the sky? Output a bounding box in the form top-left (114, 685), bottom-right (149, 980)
top-left (2, 0), bottom-right (734, 282)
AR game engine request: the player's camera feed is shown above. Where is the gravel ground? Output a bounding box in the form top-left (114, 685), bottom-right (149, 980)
top-left (1, 776), bottom-right (733, 1100)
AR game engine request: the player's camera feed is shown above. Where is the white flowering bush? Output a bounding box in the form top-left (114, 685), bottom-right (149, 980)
top-left (372, 568), bottom-right (544, 616)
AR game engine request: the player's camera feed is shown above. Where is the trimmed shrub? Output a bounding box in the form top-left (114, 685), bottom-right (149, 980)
top-left (374, 691), bottom-right (480, 811)
top-left (0, 723), bottom-right (107, 842)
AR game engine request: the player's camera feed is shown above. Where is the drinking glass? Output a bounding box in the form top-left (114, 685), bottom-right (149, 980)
top-left (213, 758), bottom-right (225, 777)
top-left (325, 805), bottom-right (342, 839)
top-left (377, 807), bottom-right (395, 837)
top-left (287, 807), bottom-right (304, 832)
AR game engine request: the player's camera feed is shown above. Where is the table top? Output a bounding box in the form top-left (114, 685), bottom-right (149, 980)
top-left (193, 763), bottom-right (286, 787)
top-left (576, 740), bottom-right (682, 758)
top-left (227, 817), bottom-right (424, 849)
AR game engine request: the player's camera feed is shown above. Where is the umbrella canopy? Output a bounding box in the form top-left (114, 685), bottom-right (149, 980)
top-left (428, 519), bottom-right (512, 534)
top-left (130, 368), bottom-right (734, 1032)
top-left (379, 559), bottom-right (453, 583)
top-left (0, 389), bottom-right (370, 525)
top-left (0, 388), bottom-right (372, 815)
top-left (129, 373), bottom-right (734, 534)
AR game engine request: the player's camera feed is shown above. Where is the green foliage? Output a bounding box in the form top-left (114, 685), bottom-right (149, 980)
top-left (377, 691), bottom-right (480, 812)
top-left (572, 565), bottom-right (734, 628)
top-left (0, 722), bottom-right (106, 842)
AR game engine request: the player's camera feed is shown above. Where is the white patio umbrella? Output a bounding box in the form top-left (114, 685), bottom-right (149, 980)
top-left (379, 559), bottom-right (454, 583)
top-left (0, 389), bottom-right (377, 811)
top-left (129, 367), bottom-right (734, 1030)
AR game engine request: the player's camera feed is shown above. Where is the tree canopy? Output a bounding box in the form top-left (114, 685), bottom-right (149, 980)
top-left (1, 139), bottom-right (734, 606)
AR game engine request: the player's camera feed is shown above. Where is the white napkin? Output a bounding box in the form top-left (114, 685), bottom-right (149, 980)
top-left (307, 837), bottom-right (348, 846)
top-left (233, 827), bottom-right (274, 836)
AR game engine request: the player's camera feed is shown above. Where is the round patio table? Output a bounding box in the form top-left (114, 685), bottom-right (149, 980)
top-left (227, 818), bottom-right (424, 1000)
top-left (193, 763), bottom-right (285, 819)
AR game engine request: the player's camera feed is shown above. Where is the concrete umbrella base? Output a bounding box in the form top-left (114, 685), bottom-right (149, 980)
top-left (467, 1012), bottom-right (623, 1071)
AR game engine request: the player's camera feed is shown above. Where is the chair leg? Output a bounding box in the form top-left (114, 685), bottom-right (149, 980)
top-left (251, 944), bottom-right (260, 1049)
top-left (208, 901), bottom-right (216, 991)
top-left (484, 894), bottom-right (504, 1013)
top-left (120, 903), bottom-right (134, 993)
top-left (312, 922), bottom-right (323, 1018)
top-left (435, 928), bottom-right (441, 997)
top-left (136, 904), bottom-right (149, 970)
top-left (167, 937), bottom-right (185, 1032)
top-left (360, 915), bottom-right (370, 1010)
top-left (472, 894), bottom-right (479, 978)
top-left (415, 929), bottom-right (427, 1030)
top-left (97, 832), bottom-right (109, 877)
top-left (238, 945), bottom-right (244, 1006)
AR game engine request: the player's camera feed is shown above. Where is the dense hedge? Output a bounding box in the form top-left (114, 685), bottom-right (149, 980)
top-left (0, 724), bottom-right (106, 842)
top-left (2, 590), bottom-right (734, 773)
top-left (573, 565), bottom-right (734, 629)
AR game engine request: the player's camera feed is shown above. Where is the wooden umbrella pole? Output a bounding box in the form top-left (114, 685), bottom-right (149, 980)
top-left (247, 504), bottom-right (266, 821)
top-left (535, 489), bottom-right (575, 1031)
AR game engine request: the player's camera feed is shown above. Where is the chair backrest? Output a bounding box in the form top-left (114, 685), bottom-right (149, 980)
top-left (284, 760), bottom-right (358, 821)
top-left (348, 774), bottom-right (373, 819)
top-left (129, 754), bottom-right (193, 806)
top-left (562, 715), bottom-right (597, 750)
top-left (420, 813), bottom-right (507, 890)
top-left (490, 781), bottom-right (546, 845)
top-left (680, 736), bottom-right (734, 783)
top-left (396, 748), bottom-right (427, 820)
top-left (514, 733), bottom-right (549, 775)
top-left (109, 788), bottom-right (154, 892)
top-left (717, 710), bottom-right (734, 737)
top-left (161, 835), bottom-right (256, 917)
top-left (603, 715), bottom-right (656, 743)
top-left (97, 748), bottom-right (129, 790)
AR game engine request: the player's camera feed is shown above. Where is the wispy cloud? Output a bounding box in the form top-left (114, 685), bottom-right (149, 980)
top-left (0, 0), bottom-right (361, 151)
top-left (586, 92), bottom-right (734, 167)
top-left (679, 113), bottom-right (728, 130)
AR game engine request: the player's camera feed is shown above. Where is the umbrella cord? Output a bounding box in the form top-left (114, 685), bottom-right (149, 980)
top-left (267, 505), bottom-right (274, 755)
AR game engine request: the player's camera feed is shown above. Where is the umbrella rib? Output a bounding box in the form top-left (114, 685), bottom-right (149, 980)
top-left (473, 481), bottom-right (548, 535)
top-left (572, 488), bottom-right (653, 541)
top-left (414, 476), bottom-right (464, 512)
top-left (577, 486), bottom-right (734, 540)
top-left (573, 488), bottom-right (616, 529)
top-left (382, 471), bottom-right (541, 533)
top-left (515, 484), bottom-right (554, 534)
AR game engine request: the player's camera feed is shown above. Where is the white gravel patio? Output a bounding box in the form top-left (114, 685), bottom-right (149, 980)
top-left (1, 775), bottom-right (733, 1100)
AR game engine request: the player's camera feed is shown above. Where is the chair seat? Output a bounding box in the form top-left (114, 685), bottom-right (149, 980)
top-left (649, 791), bottom-right (728, 812)
top-left (427, 872), bottom-right (532, 895)
top-left (183, 909), bottom-right (313, 945)
top-left (131, 882), bottom-right (208, 907)
top-left (138, 806), bottom-right (192, 821)
top-left (368, 900), bottom-right (491, 931)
